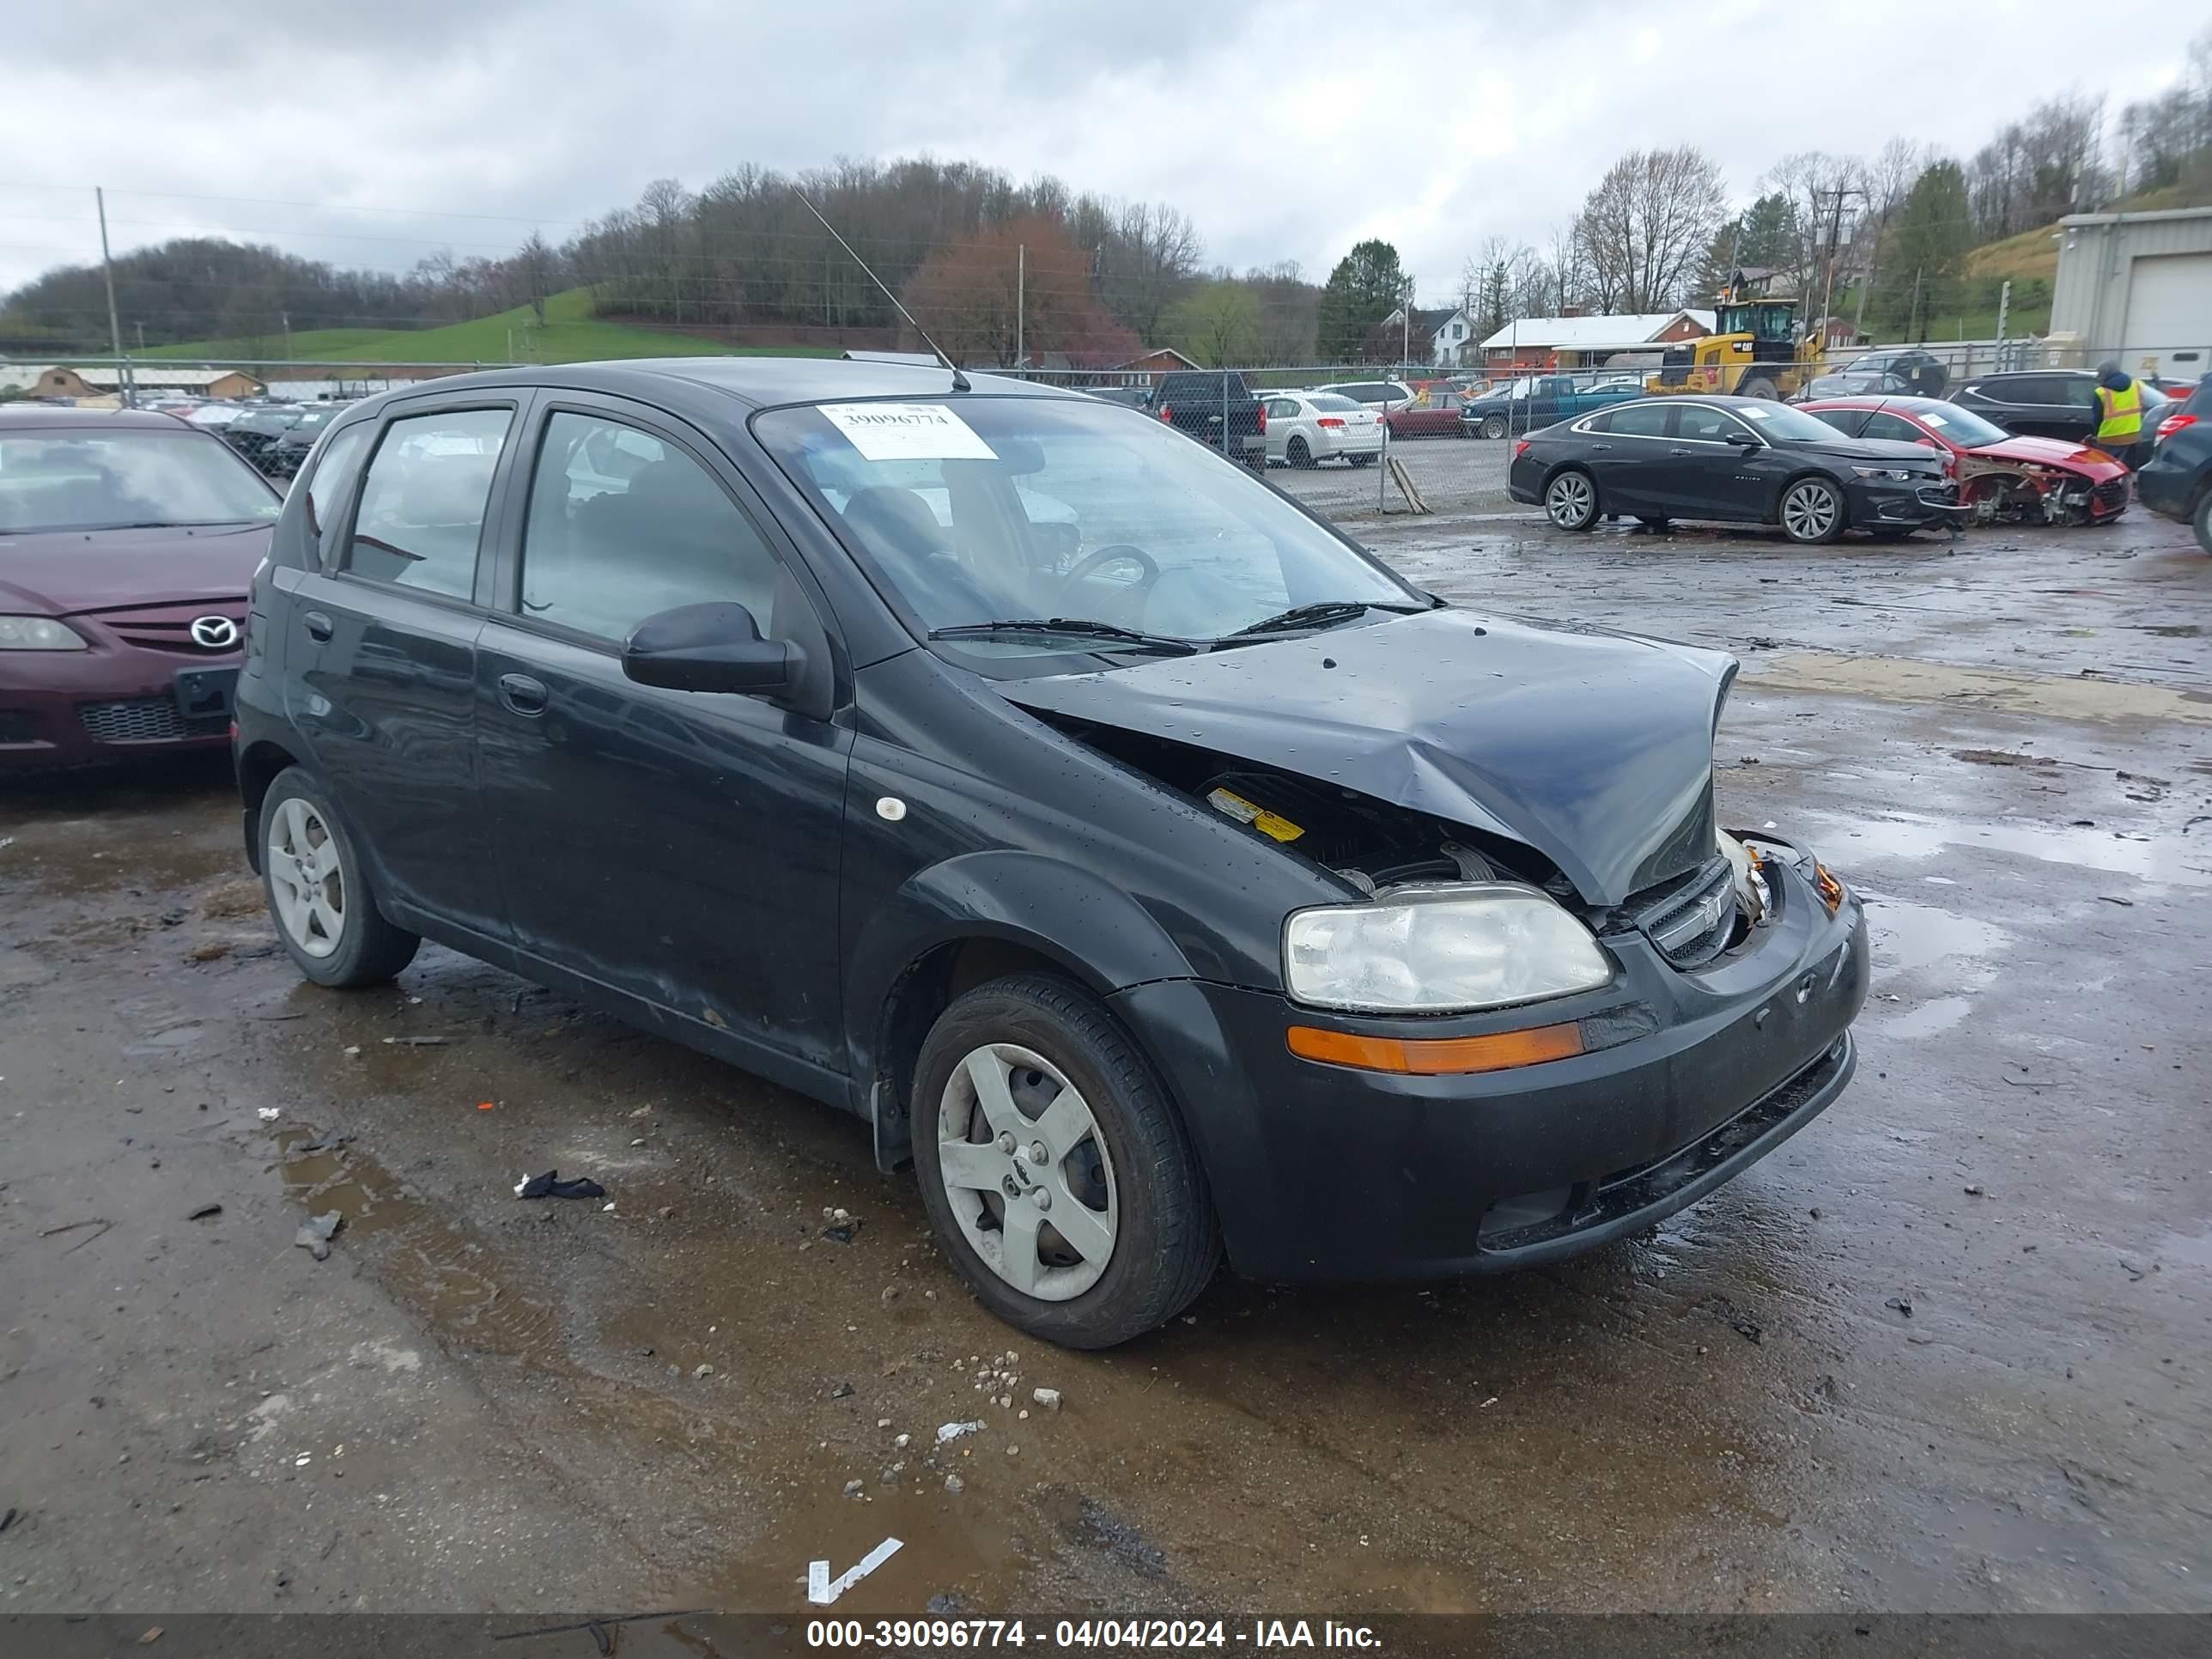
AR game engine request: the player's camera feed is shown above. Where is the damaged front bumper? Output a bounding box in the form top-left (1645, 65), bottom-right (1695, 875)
top-left (1112, 842), bottom-right (1869, 1283)
top-left (1846, 476), bottom-right (1968, 530)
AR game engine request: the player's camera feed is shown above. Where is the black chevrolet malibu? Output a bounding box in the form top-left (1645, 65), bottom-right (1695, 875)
top-left (1508, 394), bottom-right (1964, 542)
top-left (234, 359), bottom-right (1869, 1347)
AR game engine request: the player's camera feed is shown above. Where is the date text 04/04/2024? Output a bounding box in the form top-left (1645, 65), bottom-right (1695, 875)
top-left (804, 1619), bottom-right (1382, 1650)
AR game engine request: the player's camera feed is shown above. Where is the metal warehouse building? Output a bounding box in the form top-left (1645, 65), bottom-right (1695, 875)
top-left (2050, 205), bottom-right (2212, 380)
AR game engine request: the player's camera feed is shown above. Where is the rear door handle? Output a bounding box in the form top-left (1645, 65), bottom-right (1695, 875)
top-left (497, 672), bottom-right (549, 716)
top-left (1668, 447), bottom-right (1696, 457)
top-left (302, 610), bottom-right (333, 642)
top-left (1589, 443), bottom-right (1613, 452)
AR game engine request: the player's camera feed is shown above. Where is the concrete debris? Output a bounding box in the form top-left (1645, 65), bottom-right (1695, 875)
top-left (293, 1212), bottom-right (342, 1261)
top-left (935, 1420), bottom-right (982, 1446)
top-left (1032, 1388), bottom-right (1061, 1411)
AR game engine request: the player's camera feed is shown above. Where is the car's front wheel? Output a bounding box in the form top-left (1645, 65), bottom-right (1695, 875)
top-left (1544, 467), bottom-right (1601, 531)
top-left (911, 974), bottom-right (1218, 1348)
top-left (258, 767), bottom-right (420, 988)
top-left (1481, 413), bottom-right (1508, 441)
top-left (2193, 486), bottom-right (2212, 556)
top-left (1779, 477), bottom-right (1846, 544)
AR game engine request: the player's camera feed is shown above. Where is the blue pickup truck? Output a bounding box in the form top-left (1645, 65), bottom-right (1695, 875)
top-left (1460, 374), bottom-right (1643, 439)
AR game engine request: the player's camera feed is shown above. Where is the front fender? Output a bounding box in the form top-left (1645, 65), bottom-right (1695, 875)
top-left (842, 848), bottom-right (1201, 1097)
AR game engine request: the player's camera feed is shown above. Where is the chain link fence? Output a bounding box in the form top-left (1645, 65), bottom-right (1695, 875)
top-left (10, 341), bottom-right (2203, 520)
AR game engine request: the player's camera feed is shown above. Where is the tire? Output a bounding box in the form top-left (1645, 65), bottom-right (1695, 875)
top-left (1778, 476), bottom-right (1846, 544)
top-left (1348, 453), bottom-right (1375, 467)
top-left (258, 766), bottom-right (420, 988)
top-left (1481, 413), bottom-right (1508, 441)
top-left (1867, 526), bottom-right (1915, 543)
top-left (911, 974), bottom-right (1218, 1349)
top-left (2193, 487), bottom-right (2212, 556)
top-left (1635, 516), bottom-right (1672, 533)
top-left (1543, 467), bottom-right (1601, 532)
top-left (1740, 376), bottom-right (1780, 402)
top-left (1286, 435), bottom-right (1313, 469)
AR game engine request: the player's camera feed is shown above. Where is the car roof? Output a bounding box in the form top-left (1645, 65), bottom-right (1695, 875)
top-left (0, 405), bottom-right (194, 431)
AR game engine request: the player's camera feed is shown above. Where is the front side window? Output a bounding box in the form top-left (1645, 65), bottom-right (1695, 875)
top-left (304, 423), bottom-right (373, 567)
top-left (755, 396), bottom-right (1418, 661)
top-left (1676, 404), bottom-right (1747, 443)
top-left (518, 411), bottom-right (782, 642)
top-left (345, 408), bottom-right (510, 599)
top-left (0, 429), bottom-right (279, 535)
top-left (1861, 411), bottom-right (1930, 446)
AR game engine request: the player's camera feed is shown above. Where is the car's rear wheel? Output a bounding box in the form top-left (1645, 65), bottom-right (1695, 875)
top-left (1481, 413), bottom-right (1508, 441)
top-left (2193, 486), bottom-right (2212, 556)
top-left (259, 767), bottom-right (420, 988)
top-left (1779, 477), bottom-right (1845, 544)
top-left (911, 974), bottom-right (1218, 1349)
top-left (1286, 435), bottom-right (1313, 469)
top-left (1544, 468), bottom-right (1601, 532)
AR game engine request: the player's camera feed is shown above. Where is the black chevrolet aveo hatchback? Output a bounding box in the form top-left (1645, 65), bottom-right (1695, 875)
top-left (234, 358), bottom-right (1869, 1347)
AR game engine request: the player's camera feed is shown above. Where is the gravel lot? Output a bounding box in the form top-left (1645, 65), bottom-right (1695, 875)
top-left (3, 507), bottom-right (2206, 1629)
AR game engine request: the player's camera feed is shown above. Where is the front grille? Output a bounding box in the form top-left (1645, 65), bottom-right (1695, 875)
top-left (1629, 857), bottom-right (1737, 969)
top-left (1915, 482), bottom-right (1960, 507)
top-left (76, 695), bottom-right (226, 744)
top-left (2092, 478), bottom-right (2128, 514)
top-left (98, 604), bottom-right (245, 655)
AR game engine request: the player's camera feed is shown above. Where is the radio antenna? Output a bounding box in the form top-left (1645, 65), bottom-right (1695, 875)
top-left (793, 188), bottom-right (970, 392)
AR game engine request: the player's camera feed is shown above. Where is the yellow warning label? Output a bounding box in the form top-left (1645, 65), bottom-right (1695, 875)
top-left (1207, 787), bottom-right (1305, 843)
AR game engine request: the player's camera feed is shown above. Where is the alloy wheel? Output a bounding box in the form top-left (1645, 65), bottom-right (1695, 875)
top-left (935, 1042), bottom-right (1119, 1301)
top-left (1782, 480), bottom-right (1840, 541)
top-left (1546, 471), bottom-right (1595, 529)
top-left (266, 796), bottom-right (346, 958)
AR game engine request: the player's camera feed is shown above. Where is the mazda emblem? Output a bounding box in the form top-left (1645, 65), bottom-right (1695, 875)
top-left (189, 615), bottom-right (240, 649)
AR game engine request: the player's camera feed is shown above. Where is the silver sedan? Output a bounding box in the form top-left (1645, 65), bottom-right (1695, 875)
top-left (1263, 392), bottom-right (1384, 468)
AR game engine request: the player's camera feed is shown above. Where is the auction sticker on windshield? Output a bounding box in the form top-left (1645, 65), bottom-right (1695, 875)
top-left (819, 403), bottom-right (998, 462)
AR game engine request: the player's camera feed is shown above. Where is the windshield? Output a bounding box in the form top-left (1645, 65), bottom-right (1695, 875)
top-left (1735, 403), bottom-right (1856, 443)
top-left (754, 396), bottom-right (1420, 661)
top-left (1308, 394), bottom-right (1362, 412)
top-left (1914, 404), bottom-right (2008, 447)
top-left (0, 429), bottom-right (279, 534)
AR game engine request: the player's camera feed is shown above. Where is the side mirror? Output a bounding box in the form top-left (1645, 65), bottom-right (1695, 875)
top-left (623, 602), bottom-right (796, 696)
top-left (1913, 435), bottom-right (1940, 449)
top-left (1723, 428), bottom-right (1760, 447)
top-left (1032, 520), bottom-right (1080, 562)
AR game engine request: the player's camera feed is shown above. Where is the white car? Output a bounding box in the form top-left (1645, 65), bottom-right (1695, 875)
top-left (1313, 379), bottom-right (1417, 415)
top-left (1262, 392), bottom-right (1383, 468)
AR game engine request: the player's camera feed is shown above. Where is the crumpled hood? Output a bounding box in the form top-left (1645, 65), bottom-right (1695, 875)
top-left (0, 522), bottom-right (270, 615)
top-left (1968, 434), bottom-right (2125, 474)
top-left (1000, 609), bottom-right (1737, 905)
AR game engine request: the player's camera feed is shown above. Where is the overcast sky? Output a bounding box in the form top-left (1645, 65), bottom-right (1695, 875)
top-left (1, 0), bottom-right (2201, 305)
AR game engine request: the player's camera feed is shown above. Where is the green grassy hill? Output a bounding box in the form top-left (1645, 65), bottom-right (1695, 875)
top-left (143, 287), bottom-right (836, 365)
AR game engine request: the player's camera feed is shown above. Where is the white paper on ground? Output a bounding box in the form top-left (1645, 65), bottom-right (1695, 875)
top-left (819, 403), bottom-right (996, 462)
top-left (806, 1536), bottom-right (903, 1605)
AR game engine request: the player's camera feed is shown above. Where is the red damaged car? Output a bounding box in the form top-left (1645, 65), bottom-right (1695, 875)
top-left (1, 407), bottom-right (282, 772)
top-left (1799, 396), bottom-right (2128, 527)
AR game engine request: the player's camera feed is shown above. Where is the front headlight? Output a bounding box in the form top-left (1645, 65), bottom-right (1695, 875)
top-left (1851, 465), bottom-right (1923, 482)
top-left (0, 616), bottom-right (88, 651)
top-left (1284, 883), bottom-right (1613, 1014)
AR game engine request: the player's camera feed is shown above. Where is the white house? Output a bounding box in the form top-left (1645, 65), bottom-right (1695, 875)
top-left (1377, 305), bottom-right (1480, 368)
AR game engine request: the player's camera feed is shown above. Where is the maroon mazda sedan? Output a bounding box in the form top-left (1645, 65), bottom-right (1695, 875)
top-left (1, 406), bottom-right (281, 772)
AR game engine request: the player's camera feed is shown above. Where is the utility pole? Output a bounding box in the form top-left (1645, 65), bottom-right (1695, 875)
top-left (1814, 186), bottom-right (1864, 341)
top-left (95, 186), bottom-right (132, 408)
top-left (1016, 245), bottom-right (1024, 369)
top-left (282, 311), bottom-right (293, 362)
top-left (1907, 267), bottom-right (1924, 343)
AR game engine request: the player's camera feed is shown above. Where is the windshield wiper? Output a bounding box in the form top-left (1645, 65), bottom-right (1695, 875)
top-left (927, 618), bottom-right (1200, 655)
top-left (1218, 599), bottom-right (1425, 641)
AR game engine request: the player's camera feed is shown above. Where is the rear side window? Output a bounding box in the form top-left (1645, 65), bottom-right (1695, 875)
top-left (1308, 394), bottom-right (1362, 412)
top-left (519, 411), bottom-right (782, 642)
top-left (304, 422), bottom-right (373, 569)
top-left (1814, 408), bottom-right (1872, 437)
top-left (1610, 404), bottom-right (1672, 438)
top-left (345, 408), bottom-right (511, 599)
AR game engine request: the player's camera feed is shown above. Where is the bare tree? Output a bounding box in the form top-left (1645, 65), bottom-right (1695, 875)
top-left (1759, 151), bottom-right (1871, 296)
top-left (1096, 202), bottom-right (1203, 343)
top-left (1576, 146), bottom-right (1728, 313)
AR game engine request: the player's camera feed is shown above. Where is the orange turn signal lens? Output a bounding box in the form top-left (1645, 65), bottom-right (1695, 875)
top-left (1285, 1022), bottom-right (1584, 1075)
top-left (1814, 861), bottom-right (1844, 914)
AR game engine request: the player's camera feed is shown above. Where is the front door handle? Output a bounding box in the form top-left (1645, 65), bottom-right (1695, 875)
top-left (1668, 447), bottom-right (1695, 457)
top-left (498, 672), bottom-right (549, 716)
top-left (302, 610), bottom-right (333, 641)
top-left (1589, 443), bottom-right (1613, 452)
